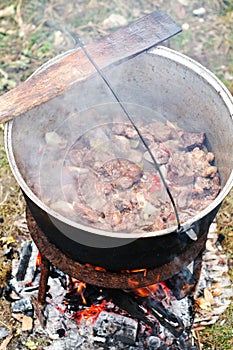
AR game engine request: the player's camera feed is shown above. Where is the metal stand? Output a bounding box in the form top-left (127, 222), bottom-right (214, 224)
top-left (26, 206), bottom-right (207, 305)
top-left (38, 256), bottom-right (50, 304)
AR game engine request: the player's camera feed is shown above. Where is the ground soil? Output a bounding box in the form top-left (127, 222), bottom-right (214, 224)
top-left (0, 1), bottom-right (232, 349)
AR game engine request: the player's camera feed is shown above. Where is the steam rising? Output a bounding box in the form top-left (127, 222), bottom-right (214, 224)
top-left (9, 49), bottom-right (232, 239)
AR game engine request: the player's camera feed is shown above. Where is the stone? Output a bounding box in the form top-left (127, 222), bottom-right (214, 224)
top-left (102, 14), bottom-right (128, 29)
top-left (0, 327), bottom-right (10, 340)
top-left (22, 315), bottom-right (33, 331)
top-left (193, 7), bottom-right (206, 16)
top-left (12, 298), bottom-right (33, 314)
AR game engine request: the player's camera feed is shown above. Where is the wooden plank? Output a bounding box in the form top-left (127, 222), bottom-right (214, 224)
top-left (0, 10), bottom-right (181, 124)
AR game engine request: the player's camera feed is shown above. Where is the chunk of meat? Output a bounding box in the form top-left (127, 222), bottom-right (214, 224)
top-left (181, 131), bottom-right (205, 150)
top-left (161, 139), bottom-right (182, 153)
top-left (167, 152), bottom-right (195, 185)
top-left (112, 123), bottom-right (138, 138)
top-left (98, 159), bottom-right (143, 190)
top-left (104, 211), bottom-right (123, 227)
top-left (69, 147), bottom-right (89, 167)
top-left (189, 148), bottom-right (217, 178)
top-left (144, 122), bottom-right (172, 142)
top-left (193, 175), bottom-right (220, 198)
top-left (144, 144), bottom-right (170, 165)
top-left (73, 202), bottom-right (104, 223)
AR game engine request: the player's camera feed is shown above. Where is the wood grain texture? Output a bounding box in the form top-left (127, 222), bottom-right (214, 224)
top-left (0, 10), bottom-right (181, 124)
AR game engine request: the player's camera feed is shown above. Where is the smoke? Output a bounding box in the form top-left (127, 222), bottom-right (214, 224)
top-left (7, 5), bottom-right (233, 248)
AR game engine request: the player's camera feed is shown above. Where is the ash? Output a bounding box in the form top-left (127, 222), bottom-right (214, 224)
top-left (5, 223), bottom-right (232, 350)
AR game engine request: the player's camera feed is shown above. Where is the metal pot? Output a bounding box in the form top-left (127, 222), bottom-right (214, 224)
top-left (4, 46), bottom-right (233, 271)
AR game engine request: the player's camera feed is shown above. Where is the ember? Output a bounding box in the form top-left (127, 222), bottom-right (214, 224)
top-left (66, 278), bottom-right (87, 305)
top-left (134, 282), bottom-right (171, 300)
top-left (4, 216), bottom-right (233, 350)
top-left (36, 252), bottom-right (42, 267)
top-left (75, 300), bottom-right (107, 323)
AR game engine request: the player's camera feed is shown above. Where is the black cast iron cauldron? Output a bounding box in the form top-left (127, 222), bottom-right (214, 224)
top-left (4, 47), bottom-right (233, 271)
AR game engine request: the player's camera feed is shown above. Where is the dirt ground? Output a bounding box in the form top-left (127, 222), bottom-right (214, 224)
top-left (0, 0), bottom-right (233, 349)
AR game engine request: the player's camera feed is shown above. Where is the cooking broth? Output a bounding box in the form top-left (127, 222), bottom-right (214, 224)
top-left (30, 117), bottom-right (221, 233)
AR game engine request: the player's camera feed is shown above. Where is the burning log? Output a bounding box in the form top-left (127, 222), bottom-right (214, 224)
top-left (144, 298), bottom-right (185, 338)
top-left (102, 288), bottom-right (155, 329)
top-left (101, 288), bottom-right (185, 338)
top-left (16, 242), bottom-right (32, 281)
top-left (165, 268), bottom-right (197, 300)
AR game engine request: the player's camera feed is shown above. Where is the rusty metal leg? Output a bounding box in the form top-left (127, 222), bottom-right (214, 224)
top-left (192, 245), bottom-right (206, 296)
top-left (31, 255), bottom-right (50, 328)
top-left (186, 245), bottom-right (206, 336)
top-left (38, 255), bottom-right (50, 304)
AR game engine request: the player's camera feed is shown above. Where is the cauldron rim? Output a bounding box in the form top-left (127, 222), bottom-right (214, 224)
top-left (5, 46), bottom-right (233, 240)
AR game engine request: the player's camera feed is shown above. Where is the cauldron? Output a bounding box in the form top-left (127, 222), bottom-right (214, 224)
top-left (4, 46), bottom-right (233, 271)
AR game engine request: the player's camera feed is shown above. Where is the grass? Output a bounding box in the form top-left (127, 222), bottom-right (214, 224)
top-left (0, 0), bottom-right (232, 349)
top-left (201, 303), bottom-right (233, 350)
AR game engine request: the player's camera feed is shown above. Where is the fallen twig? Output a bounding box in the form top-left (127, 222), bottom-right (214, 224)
top-left (0, 335), bottom-right (13, 350)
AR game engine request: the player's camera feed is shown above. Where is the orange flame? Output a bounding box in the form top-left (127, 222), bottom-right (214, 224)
top-left (85, 263), bottom-right (106, 272)
top-left (36, 252), bottom-right (42, 266)
top-left (77, 281), bottom-right (87, 304)
top-left (123, 268), bottom-right (147, 277)
top-left (134, 282), bottom-right (172, 301)
top-left (127, 278), bottom-right (140, 289)
top-left (68, 278), bottom-right (87, 304)
top-left (75, 300), bottom-right (107, 323)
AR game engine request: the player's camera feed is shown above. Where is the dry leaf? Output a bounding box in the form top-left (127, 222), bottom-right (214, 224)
top-left (0, 5), bottom-right (14, 18)
top-left (13, 217), bottom-right (28, 234)
top-left (0, 335), bottom-right (13, 350)
top-left (25, 341), bottom-right (37, 350)
top-left (0, 236), bottom-right (16, 245)
top-left (211, 282), bottom-right (223, 297)
top-left (173, 2), bottom-right (186, 19)
top-left (102, 14), bottom-right (128, 29)
top-left (21, 315), bottom-right (33, 331)
top-left (195, 297), bottom-right (212, 311)
top-left (12, 313), bottom-right (24, 323)
top-left (205, 240), bottom-right (216, 252)
top-left (204, 288), bottom-right (215, 305)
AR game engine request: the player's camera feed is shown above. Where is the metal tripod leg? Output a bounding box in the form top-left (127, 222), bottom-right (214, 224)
top-left (38, 255), bottom-right (50, 304)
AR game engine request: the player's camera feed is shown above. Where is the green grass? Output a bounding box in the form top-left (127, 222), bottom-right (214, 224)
top-left (0, 1), bottom-right (232, 349)
top-left (201, 303), bottom-right (233, 350)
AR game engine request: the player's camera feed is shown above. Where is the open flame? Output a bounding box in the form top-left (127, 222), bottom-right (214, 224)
top-left (85, 263), bottom-right (106, 272)
top-left (74, 300), bottom-right (107, 323)
top-left (66, 278), bottom-right (87, 304)
top-left (36, 252), bottom-right (42, 266)
top-left (134, 282), bottom-right (172, 302)
top-left (123, 268), bottom-right (147, 277)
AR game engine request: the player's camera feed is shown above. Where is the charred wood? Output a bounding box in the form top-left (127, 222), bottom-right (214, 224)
top-left (144, 298), bottom-right (185, 338)
top-left (102, 288), bottom-right (155, 329)
top-left (16, 242), bottom-right (32, 281)
top-left (165, 268), bottom-right (196, 300)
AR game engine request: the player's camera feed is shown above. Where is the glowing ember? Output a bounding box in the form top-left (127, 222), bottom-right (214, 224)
top-left (67, 278), bottom-right (87, 304)
top-left (123, 268), bottom-right (147, 277)
top-left (85, 263), bottom-right (106, 272)
top-left (134, 282), bottom-right (172, 302)
top-left (75, 300), bottom-right (107, 323)
top-left (36, 252), bottom-right (42, 266)
top-left (77, 281), bottom-right (87, 304)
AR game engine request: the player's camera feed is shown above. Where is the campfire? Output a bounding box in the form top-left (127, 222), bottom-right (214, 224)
top-left (0, 9), bottom-right (232, 350)
top-left (3, 211), bottom-right (232, 350)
